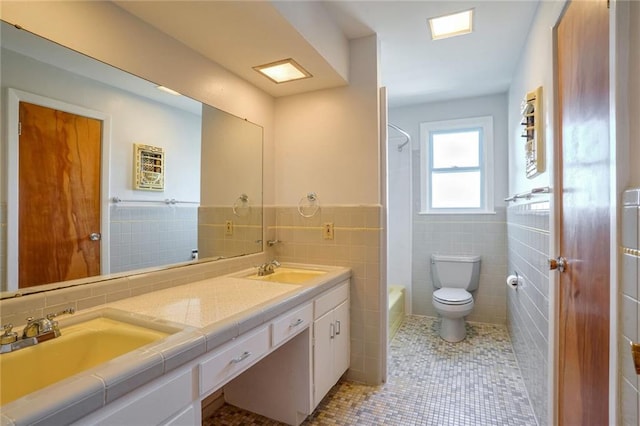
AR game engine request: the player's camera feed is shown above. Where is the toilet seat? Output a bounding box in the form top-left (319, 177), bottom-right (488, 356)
top-left (433, 288), bottom-right (473, 305)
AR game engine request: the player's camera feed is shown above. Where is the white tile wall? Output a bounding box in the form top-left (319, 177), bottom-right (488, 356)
top-left (621, 188), bottom-right (640, 426)
top-left (506, 200), bottom-right (550, 425)
top-left (411, 151), bottom-right (508, 324)
top-left (110, 205), bottom-right (198, 273)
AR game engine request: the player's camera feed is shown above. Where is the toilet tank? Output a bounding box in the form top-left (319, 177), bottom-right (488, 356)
top-left (430, 255), bottom-right (481, 291)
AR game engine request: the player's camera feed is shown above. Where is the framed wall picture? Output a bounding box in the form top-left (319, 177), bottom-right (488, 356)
top-left (134, 143), bottom-right (165, 191)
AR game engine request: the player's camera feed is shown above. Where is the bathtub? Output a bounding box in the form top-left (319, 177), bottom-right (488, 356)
top-left (388, 285), bottom-right (405, 342)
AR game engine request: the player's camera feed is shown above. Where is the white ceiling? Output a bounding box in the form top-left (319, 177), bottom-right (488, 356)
top-left (114, 0), bottom-right (540, 108)
top-left (324, 0), bottom-right (540, 107)
top-left (113, 0), bottom-right (349, 98)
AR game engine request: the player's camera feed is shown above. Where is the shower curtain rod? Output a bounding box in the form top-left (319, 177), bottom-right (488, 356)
top-left (388, 123), bottom-right (411, 152)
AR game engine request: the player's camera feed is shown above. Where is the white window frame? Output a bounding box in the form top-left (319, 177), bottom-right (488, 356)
top-left (419, 116), bottom-right (494, 214)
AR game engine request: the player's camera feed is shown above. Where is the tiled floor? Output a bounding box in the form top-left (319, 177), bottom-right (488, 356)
top-left (205, 315), bottom-right (538, 426)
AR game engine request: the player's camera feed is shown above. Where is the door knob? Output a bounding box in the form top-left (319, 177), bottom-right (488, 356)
top-left (549, 257), bottom-right (567, 272)
top-left (632, 342), bottom-right (640, 375)
top-left (89, 232), bottom-right (101, 241)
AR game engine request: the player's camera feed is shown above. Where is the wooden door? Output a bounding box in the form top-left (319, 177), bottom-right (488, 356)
top-left (556, 0), bottom-right (610, 424)
top-left (18, 101), bottom-right (102, 288)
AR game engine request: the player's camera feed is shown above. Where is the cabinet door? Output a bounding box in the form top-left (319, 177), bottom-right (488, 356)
top-left (313, 309), bottom-right (335, 408)
top-left (333, 300), bottom-right (350, 377)
top-left (161, 405), bottom-right (196, 426)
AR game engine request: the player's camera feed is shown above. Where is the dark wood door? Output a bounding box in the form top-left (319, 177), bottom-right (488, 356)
top-left (18, 101), bottom-right (102, 288)
top-left (556, 0), bottom-right (610, 424)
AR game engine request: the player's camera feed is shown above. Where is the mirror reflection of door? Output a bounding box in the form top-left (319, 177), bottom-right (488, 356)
top-left (18, 101), bottom-right (102, 288)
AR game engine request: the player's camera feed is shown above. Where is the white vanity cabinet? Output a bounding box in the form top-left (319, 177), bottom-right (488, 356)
top-left (312, 281), bottom-right (350, 409)
top-left (222, 280), bottom-right (350, 425)
top-left (72, 366), bottom-right (197, 426)
top-left (67, 276), bottom-right (350, 426)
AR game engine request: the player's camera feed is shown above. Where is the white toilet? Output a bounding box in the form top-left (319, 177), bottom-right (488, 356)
top-left (430, 254), bottom-right (481, 342)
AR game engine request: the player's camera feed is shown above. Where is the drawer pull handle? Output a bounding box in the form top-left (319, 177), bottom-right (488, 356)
top-left (330, 323), bottom-right (335, 339)
top-left (231, 351), bottom-right (252, 364)
top-left (335, 320), bottom-right (341, 335)
top-left (289, 318), bottom-right (304, 328)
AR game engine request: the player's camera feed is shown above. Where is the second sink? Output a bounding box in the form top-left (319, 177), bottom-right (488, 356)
top-left (245, 267), bottom-right (327, 284)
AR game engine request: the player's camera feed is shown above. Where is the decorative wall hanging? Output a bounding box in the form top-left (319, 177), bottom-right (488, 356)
top-left (134, 143), bottom-right (165, 191)
top-left (520, 87), bottom-right (544, 179)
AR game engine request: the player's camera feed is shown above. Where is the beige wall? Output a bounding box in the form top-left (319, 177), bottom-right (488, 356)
top-left (273, 36), bottom-right (381, 206)
top-left (271, 35), bottom-right (384, 384)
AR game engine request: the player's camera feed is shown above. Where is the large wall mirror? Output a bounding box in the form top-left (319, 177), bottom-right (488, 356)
top-left (0, 21), bottom-right (263, 296)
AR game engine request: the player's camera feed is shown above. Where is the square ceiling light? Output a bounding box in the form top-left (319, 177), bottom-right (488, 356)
top-left (253, 58), bottom-right (312, 84)
top-left (429, 9), bottom-right (474, 40)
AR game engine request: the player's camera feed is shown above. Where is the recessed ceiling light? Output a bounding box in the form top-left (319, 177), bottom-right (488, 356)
top-left (157, 86), bottom-right (181, 96)
top-left (253, 58), bottom-right (312, 84)
top-left (428, 9), bottom-right (474, 40)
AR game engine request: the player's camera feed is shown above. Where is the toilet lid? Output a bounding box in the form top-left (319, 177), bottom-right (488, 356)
top-left (433, 288), bottom-right (473, 305)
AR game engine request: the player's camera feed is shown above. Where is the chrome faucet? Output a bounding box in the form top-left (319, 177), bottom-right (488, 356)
top-left (1, 307), bottom-right (75, 354)
top-left (257, 260), bottom-right (281, 276)
top-left (22, 307), bottom-right (76, 341)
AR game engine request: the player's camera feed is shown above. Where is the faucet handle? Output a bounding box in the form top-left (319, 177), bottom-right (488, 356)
top-left (46, 307), bottom-right (75, 320)
top-left (1, 324), bottom-right (18, 344)
top-left (22, 317), bottom-right (39, 339)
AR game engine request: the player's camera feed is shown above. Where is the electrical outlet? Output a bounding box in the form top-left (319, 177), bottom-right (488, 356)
top-left (225, 220), bottom-right (233, 236)
top-left (323, 222), bottom-right (334, 240)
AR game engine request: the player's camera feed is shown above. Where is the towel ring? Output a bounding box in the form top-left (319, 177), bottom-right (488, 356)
top-left (298, 192), bottom-right (319, 218)
top-left (233, 193), bottom-right (250, 217)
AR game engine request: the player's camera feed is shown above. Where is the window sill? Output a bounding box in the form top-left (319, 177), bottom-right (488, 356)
top-left (418, 210), bottom-right (496, 215)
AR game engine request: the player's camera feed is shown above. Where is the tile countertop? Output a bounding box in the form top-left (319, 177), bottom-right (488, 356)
top-left (0, 263), bottom-right (351, 426)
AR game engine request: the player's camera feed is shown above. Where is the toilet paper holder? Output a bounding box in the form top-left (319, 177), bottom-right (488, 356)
top-left (507, 272), bottom-right (520, 290)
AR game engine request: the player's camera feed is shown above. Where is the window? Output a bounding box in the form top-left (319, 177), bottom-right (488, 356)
top-left (420, 116), bottom-right (494, 214)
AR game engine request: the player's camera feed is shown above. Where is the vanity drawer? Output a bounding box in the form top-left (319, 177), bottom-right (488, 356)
top-left (314, 281), bottom-right (349, 319)
top-left (199, 325), bottom-right (269, 395)
top-left (271, 302), bottom-right (312, 348)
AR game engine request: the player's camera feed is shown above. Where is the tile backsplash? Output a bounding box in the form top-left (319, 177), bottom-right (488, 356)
top-left (621, 188), bottom-right (640, 426)
top-left (0, 252), bottom-right (266, 330)
top-left (198, 206), bottom-right (262, 260)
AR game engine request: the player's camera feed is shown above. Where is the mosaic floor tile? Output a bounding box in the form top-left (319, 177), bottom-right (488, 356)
top-left (204, 315), bottom-right (538, 426)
